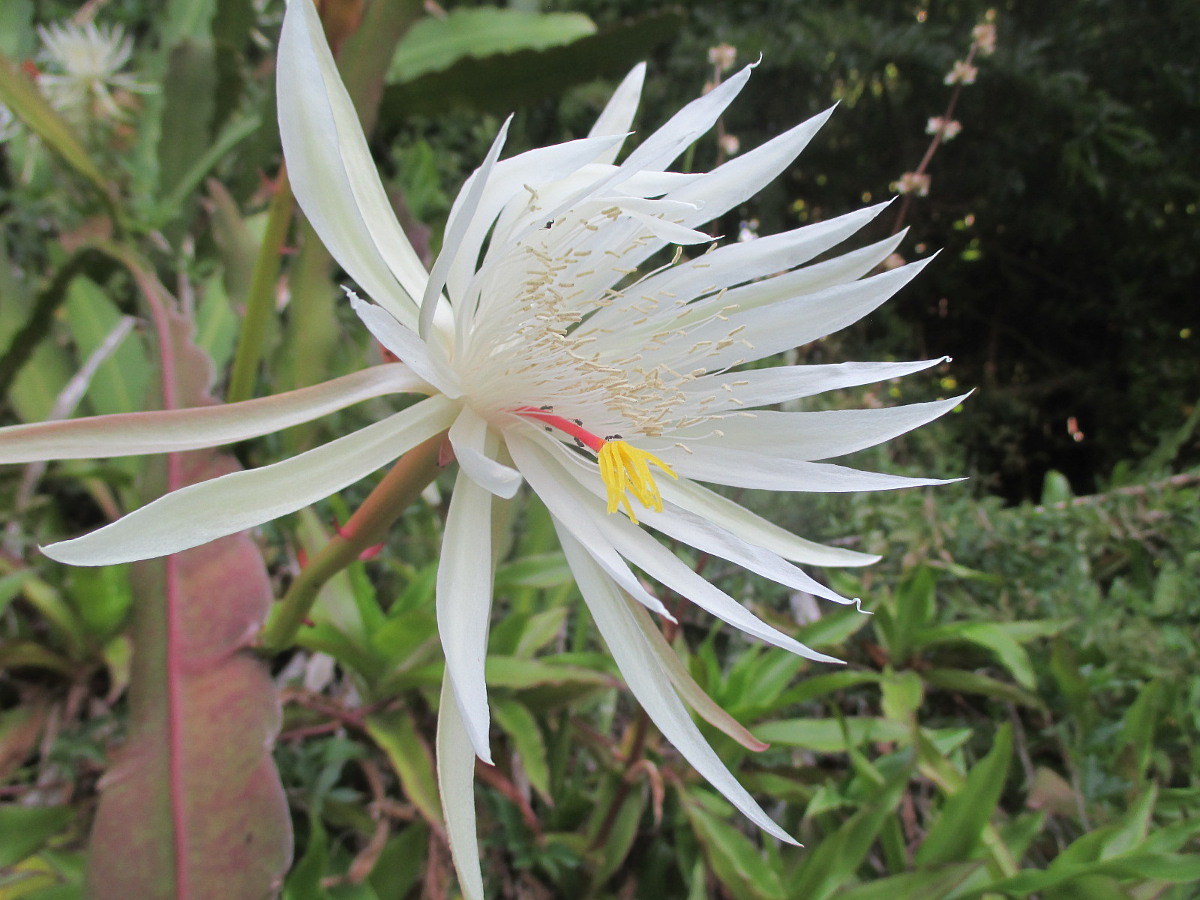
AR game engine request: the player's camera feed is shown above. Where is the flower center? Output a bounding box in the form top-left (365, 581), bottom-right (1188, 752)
top-left (514, 406), bottom-right (677, 523)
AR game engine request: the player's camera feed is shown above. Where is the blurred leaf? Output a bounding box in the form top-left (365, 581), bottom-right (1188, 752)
top-left (754, 717), bottom-right (909, 752)
top-left (831, 862), bottom-right (983, 900)
top-left (683, 792), bottom-right (787, 900)
top-left (389, 9), bottom-right (596, 83)
top-left (790, 772), bottom-right (906, 899)
top-left (0, 53), bottom-right (112, 197)
top-left (365, 709), bottom-right (442, 828)
top-left (0, 805), bottom-right (73, 868)
top-left (921, 668), bottom-right (1045, 709)
top-left (915, 724), bottom-right (1012, 867)
top-left (493, 698), bottom-right (552, 803)
top-left (379, 10), bottom-right (684, 118)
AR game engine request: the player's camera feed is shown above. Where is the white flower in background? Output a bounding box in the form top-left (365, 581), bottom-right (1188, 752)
top-left (972, 21), bottom-right (998, 56)
top-left (926, 116), bottom-right (962, 141)
top-left (36, 20), bottom-right (150, 121)
top-left (707, 42), bottom-right (737, 73)
top-left (1, 0), bottom-right (962, 895)
top-left (894, 171), bottom-right (932, 196)
top-left (943, 59), bottom-right (979, 86)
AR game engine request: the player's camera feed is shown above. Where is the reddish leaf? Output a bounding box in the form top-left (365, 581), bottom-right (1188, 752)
top-left (85, 265), bottom-right (291, 899)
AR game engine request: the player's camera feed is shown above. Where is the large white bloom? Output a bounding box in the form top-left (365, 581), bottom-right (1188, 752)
top-left (1, 1), bottom-right (962, 894)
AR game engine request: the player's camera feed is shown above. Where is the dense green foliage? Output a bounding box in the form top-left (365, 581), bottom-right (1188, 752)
top-left (0, 0), bottom-right (1196, 898)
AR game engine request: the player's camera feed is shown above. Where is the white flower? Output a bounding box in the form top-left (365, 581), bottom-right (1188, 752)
top-left (926, 116), bottom-right (962, 141)
top-left (972, 22), bottom-right (997, 56)
top-left (943, 59), bottom-right (979, 86)
top-left (894, 171), bottom-right (932, 196)
top-left (1, 1), bottom-right (962, 894)
top-left (36, 20), bottom-right (150, 121)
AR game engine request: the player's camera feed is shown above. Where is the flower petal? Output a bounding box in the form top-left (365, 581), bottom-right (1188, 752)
top-left (436, 672), bottom-right (485, 900)
top-left (448, 407), bottom-right (523, 499)
top-left (0, 364), bottom-right (425, 464)
top-left (421, 116), bottom-right (512, 339)
top-left (682, 357), bottom-right (949, 410)
top-left (515, 432), bottom-right (837, 662)
top-left (544, 440), bottom-right (862, 604)
top-left (666, 394), bottom-right (970, 462)
top-left (437, 466), bottom-right (498, 764)
top-left (556, 527), bottom-right (797, 843)
top-left (349, 292), bottom-right (462, 398)
top-left (658, 477), bottom-right (879, 568)
top-left (506, 435), bottom-right (674, 619)
top-left (625, 600), bottom-right (768, 752)
top-left (42, 395), bottom-right (458, 566)
top-left (587, 63), bottom-right (645, 163)
top-left (278, 0), bottom-right (429, 328)
top-left (667, 453), bottom-right (960, 493)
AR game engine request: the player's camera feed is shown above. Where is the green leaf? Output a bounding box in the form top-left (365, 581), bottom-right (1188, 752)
top-left (790, 773), bottom-right (906, 900)
top-left (492, 698), bottom-right (552, 803)
top-left (0, 805), bottom-right (74, 867)
top-left (915, 724), bottom-right (1012, 867)
top-left (365, 709), bottom-right (443, 828)
top-left (922, 668), bottom-right (1045, 709)
top-left (683, 792), bottom-right (788, 900)
top-left (379, 10), bottom-right (684, 119)
top-left (389, 9), bottom-right (596, 83)
top-left (754, 717), bottom-right (910, 753)
top-left (916, 622), bottom-right (1038, 689)
top-left (831, 862), bottom-right (983, 900)
top-left (0, 52), bottom-right (112, 196)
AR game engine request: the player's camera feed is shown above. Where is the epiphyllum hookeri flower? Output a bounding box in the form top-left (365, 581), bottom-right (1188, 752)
top-left (0, 0), bottom-right (963, 894)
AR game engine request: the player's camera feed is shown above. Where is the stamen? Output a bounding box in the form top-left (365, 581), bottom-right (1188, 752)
top-left (514, 407), bottom-right (677, 523)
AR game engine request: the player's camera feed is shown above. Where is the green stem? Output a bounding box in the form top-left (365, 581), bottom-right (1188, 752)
top-left (226, 166), bottom-right (295, 404)
top-left (259, 431), bottom-right (447, 653)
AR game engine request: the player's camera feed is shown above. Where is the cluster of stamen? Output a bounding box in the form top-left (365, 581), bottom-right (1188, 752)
top-left (514, 406), bottom-right (676, 523)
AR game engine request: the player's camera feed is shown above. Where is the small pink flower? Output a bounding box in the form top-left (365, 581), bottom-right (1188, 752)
top-left (893, 172), bottom-right (932, 197)
top-left (926, 116), bottom-right (963, 141)
top-left (944, 60), bottom-right (978, 85)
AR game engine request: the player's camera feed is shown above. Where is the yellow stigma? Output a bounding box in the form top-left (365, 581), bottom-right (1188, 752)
top-left (597, 440), bottom-right (678, 523)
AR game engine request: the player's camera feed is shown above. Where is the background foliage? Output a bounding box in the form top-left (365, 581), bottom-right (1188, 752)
top-left (0, 0), bottom-right (1196, 898)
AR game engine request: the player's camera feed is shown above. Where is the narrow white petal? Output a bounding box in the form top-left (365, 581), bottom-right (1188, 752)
top-left (421, 117), bottom-right (512, 339)
top-left (667, 452), bottom-right (960, 493)
top-left (543, 442), bottom-right (860, 604)
top-left (453, 134), bottom-right (626, 308)
top-left (557, 528), bottom-right (797, 843)
top-left (436, 673), bottom-right (485, 900)
top-left (42, 395), bottom-right (458, 566)
top-left (659, 478), bottom-right (879, 568)
top-left (650, 254), bottom-right (931, 374)
top-left (587, 63), bottom-right (645, 163)
top-left (506, 435), bottom-right (674, 619)
top-left (514, 432), bottom-right (836, 661)
top-left (448, 406), bottom-right (522, 499)
top-left (683, 358), bottom-right (949, 409)
top-left (278, 0), bottom-right (428, 328)
top-left (349, 292), bottom-right (462, 398)
top-left (625, 600), bottom-right (768, 751)
top-left (437, 467), bottom-right (497, 764)
top-left (614, 63), bottom-right (753, 177)
top-left (0, 364), bottom-right (425, 464)
top-left (670, 394), bottom-right (969, 462)
top-left (581, 203), bottom-right (889, 338)
top-left (668, 106), bottom-right (836, 226)
top-left (598, 507), bottom-right (842, 663)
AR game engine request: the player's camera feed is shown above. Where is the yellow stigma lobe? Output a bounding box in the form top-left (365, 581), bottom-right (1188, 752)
top-left (597, 440), bottom-right (678, 523)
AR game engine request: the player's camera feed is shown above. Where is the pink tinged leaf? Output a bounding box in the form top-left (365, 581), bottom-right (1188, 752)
top-left (84, 278), bottom-right (291, 900)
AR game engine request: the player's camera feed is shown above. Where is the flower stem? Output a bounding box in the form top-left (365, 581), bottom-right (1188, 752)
top-left (259, 430), bottom-right (447, 653)
top-left (226, 165), bottom-right (295, 404)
